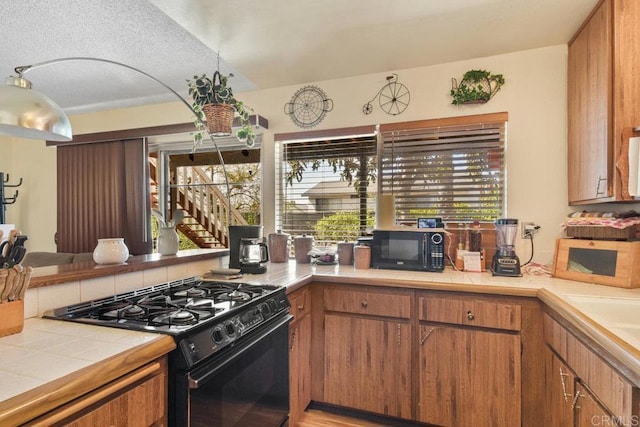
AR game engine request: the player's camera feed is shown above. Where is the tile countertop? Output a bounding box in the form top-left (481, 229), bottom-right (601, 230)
top-left (2, 260), bottom-right (640, 418)
top-left (0, 319), bottom-right (175, 425)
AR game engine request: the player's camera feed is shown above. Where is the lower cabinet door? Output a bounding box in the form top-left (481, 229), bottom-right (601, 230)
top-left (289, 314), bottom-right (311, 425)
top-left (544, 347), bottom-right (576, 426)
top-left (417, 324), bottom-right (521, 426)
top-left (574, 382), bottom-right (616, 427)
top-left (31, 360), bottom-right (167, 426)
top-left (323, 313), bottom-right (412, 419)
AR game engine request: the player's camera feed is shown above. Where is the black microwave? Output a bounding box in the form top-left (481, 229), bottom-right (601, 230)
top-left (371, 229), bottom-right (445, 272)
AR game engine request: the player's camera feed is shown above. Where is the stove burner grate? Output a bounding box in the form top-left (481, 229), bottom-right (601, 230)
top-left (174, 287), bottom-right (208, 298)
top-left (149, 308), bottom-right (200, 326)
top-left (218, 289), bottom-right (252, 302)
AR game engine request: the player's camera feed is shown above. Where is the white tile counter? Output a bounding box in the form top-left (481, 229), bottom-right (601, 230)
top-left (0, 318), bottom-right (174, 425)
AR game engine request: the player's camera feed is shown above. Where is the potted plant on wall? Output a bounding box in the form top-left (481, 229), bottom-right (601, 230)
top-left (187, 71), bottom-right (256, 147)
top-left (450, 69), bottom-right (505, 105)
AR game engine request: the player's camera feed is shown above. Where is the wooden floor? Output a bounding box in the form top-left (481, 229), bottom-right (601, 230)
top-left (294, 409), bottom-right (393, 427)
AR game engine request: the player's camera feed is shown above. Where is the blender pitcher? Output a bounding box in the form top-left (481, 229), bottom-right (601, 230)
top-left (492, 218), bottom-right (522, 277)
top-left (495, 218), bottom-right (518, 255)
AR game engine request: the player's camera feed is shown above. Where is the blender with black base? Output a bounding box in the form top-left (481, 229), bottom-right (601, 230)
top-left (492, 218), bottom-right (522, 277)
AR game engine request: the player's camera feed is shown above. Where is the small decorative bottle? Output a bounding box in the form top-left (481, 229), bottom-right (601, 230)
top-left (157, 226), bottom-right (179, 256)
top-left (469, 220), bottom-right (483, 252)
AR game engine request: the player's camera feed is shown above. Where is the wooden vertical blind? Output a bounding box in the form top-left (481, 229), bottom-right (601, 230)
top-left (379, 115), bottom-right (507, 222)
top-left (57, 139), bottom-right (152, 254)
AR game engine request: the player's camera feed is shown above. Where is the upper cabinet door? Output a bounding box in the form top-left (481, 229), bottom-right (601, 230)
top-left (568, 0), bottom-right (640, 204)
top-left (567, 0), bottom-right (613, 204)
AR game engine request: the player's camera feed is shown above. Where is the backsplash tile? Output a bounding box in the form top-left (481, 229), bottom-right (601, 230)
top-left (142, 267), bottom-right (168, 286)
top-left (38, 281), bottom-right (80, 317)
top-left (80, 275), bottom-right (116, 300)
top-left (167, 263), bottom-right (189, 281)
top-left (115, 270), bottom-right (144, 293)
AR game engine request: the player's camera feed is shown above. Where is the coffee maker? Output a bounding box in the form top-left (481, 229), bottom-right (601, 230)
top-left (238, 238), bottom-right (269, 274)
top-left (228, 225), bottom-right (263, 269)
top-left (491, 218), bottom-right (522, 277)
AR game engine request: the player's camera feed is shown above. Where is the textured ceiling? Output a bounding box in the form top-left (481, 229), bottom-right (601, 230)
top-left (0, 0), bottom-right (598, 114)
top-left (0, 0), bottom-right (253, 114)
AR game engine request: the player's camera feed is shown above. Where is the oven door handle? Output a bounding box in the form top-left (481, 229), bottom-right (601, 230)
top-left (188, 313), bottom-right (293, 389)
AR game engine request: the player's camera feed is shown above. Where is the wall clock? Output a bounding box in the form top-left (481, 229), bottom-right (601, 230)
top-left (363, 73), bottom-right (410, 116)
top-left (284, 85), bottom-right (334, 128)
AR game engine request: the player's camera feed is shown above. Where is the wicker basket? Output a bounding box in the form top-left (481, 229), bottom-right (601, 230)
top-left (565, 225), bottom-right (640, 241)
top-left (202, 103), bottom-right (234, 136)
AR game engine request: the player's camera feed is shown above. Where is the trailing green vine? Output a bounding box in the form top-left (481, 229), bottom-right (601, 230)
top-left (450, 69), bottom-right (505, 105)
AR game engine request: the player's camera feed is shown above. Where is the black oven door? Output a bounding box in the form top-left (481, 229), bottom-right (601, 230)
top-left (175, 314), bottom-right (292, 427)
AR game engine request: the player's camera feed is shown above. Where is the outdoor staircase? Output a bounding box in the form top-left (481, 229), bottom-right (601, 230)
top-left (149, 158), bottom-right (248, 248)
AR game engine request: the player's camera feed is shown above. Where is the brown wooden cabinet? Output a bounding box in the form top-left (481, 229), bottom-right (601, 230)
top-left (28, 357), bottom-right (168, 426)
top-left (568, 0), bottom-right (612, 203)
top-left (544, 312), bottom-right (639, 426)
top-left (321, 285), bottom-right (413, 420)
top-left (416, 292), bottom-right (522, 426)
top-left (544, 346), bottom-right (577, 426)
top-left (568, 0), bottom-right (640, 204)
top-left (289, 287), bottom-right (312, 426)
top-left (307, 284), bottom-right (544, 426)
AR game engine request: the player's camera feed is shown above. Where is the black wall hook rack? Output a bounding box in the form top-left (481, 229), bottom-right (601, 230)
top-left (0, 172), bottom-right (22, 224)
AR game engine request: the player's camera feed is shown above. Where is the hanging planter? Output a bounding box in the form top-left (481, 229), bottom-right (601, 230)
top-left (202, 103), bottom-right (235, 136)
top-left (450, 69), bottom-right (505, 105)
top-left (187, 70), bottom-right (255, 146)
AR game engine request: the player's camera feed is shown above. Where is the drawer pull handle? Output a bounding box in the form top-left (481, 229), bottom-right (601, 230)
top-left (420, 328), bottom-right (435, 345)
top-left (361, 300), bottom-right (368, 308)
top-left (571, 390), bottom-right (583, 410)
top-left (466, 311), bottom-right (475, 321)
top-left (559, 367), bottom-right (572, 402)
top-left (297, 304), bottom-right (305, 311)
top-left (290, 328), bottom-right (297, 351)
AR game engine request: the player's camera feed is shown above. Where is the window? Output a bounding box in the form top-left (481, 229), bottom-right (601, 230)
top-left (275, 114), bottom-right (507, 244)
top-left (275, 127), bottom-right (377, 245)
top-left (379, 113), bottom-right (507, 222)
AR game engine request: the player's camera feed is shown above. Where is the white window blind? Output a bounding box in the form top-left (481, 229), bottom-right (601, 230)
top-left (275, 131), bottom-right (377, 245)
top-left (379, 116), bottom-right (506, 222)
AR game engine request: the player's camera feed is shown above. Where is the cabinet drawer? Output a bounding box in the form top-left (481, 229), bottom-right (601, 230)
top-left (324, 287), bottom-right (411, 318)
top-left (418, 294), bottom-right (521, 331)
top-left (289, 287), bottom-right (310, 320)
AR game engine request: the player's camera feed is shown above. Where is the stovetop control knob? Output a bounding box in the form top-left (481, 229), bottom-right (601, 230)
top-left (260, 303), bottom-right (271, 317)
top-left (225, 321), bottom-right (237, 337)
top-left (212, 326), bottom-right (224, 344)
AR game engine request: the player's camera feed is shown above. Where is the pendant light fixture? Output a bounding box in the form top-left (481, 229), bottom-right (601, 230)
top-left (0, 56), bottom-right (232, 235)
top-left (0, 75), bottom-right (72, 141)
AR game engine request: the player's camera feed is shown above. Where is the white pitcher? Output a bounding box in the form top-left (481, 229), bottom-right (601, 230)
top-left (157, 227), bottom-right (179, 256)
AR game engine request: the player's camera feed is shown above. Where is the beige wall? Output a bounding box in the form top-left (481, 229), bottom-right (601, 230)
top-left (4, 45), bottom-right (571, 264)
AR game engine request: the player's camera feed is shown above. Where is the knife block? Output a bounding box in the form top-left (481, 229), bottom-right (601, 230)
top-left (0, 300), bottom-right (24, 337)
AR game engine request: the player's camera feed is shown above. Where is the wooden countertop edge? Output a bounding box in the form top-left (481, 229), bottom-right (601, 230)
top-left (29, 249), bottom-right (228, 288)
top-left (0, 335), bottom-right (175, 426)
top-left (300, 273), bottom-right (541, 297)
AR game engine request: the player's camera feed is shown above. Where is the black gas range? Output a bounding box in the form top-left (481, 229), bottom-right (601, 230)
top-left (45, 277), bottom-right (292, 427)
